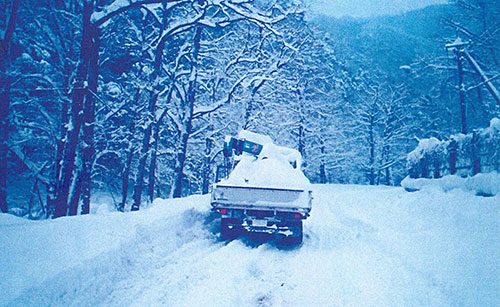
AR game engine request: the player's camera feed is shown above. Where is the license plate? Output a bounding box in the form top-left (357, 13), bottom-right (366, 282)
top-left (252, 219), bottom-right (268, 227)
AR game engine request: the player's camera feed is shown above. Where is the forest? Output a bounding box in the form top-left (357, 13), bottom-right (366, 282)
top-left (1, 0), bottom-right (499, 218)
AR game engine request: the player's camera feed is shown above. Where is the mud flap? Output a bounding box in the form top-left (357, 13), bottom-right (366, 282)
top-left (221, 218), bottom-right (243, 241)
top-left (276, 221), bottom-right (303, 246)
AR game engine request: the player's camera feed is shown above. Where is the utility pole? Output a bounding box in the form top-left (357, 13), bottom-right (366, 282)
top-left (446, 37), bottom-right (500, 134)
top-left (446, 37), bottom-right (468, 134)
top-left (457, 49), bottom-right (467, 134)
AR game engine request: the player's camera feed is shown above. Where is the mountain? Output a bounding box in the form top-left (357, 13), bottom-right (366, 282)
top-left (311, 4), bottom-right (459, 74)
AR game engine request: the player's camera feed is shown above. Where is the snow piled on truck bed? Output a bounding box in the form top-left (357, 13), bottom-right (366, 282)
top-left (222, 155), bottom-right (310, 189)
top-left (222, 130), bottom-right (310, 189)
top-left (1, 184), bottom-right (499, 306)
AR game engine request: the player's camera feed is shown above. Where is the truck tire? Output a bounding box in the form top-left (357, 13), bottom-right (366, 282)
top-left (277, 221), bottom-right (303, 246)
top-left (221, 218), bottom-right (241, 241)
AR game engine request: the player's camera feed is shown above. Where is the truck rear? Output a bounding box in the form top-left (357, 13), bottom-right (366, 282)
top-left (210, 131), bottom-right (312, 245)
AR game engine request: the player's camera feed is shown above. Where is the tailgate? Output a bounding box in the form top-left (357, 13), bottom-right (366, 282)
top-left (211, 184), bottom-right (312, 211)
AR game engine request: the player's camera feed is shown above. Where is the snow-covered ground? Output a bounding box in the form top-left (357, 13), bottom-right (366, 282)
top-left (401, 172), bottom-right (500, 197)
top-left (1, 184), bottom-right (499, 306)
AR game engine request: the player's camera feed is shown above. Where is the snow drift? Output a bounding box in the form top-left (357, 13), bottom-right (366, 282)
top-left (401, 172), bottom-right (500, 196)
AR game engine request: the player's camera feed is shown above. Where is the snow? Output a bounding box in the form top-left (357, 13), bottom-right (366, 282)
top-left (401, 172), bottom-right (500, 196)
top-left (480, 117), bottom-right (500, 138)
top-left (489, 117), bottom-right (500, 132)
top-left (222, 131), bottom-right (310, 189)
top-left (105, 82), bottom-right (121, 98)
top-left (21, 52), bottom-right (32, 62)
top-left (1, 184), bottom-right (499, 306)
top-left (406, 117), bottom-right (500, 165)
top-left (65, 120), bottom-right (74, 132)
top-left (198, 18), bottom-right (217, 28)
top-left (0, 195), bottom-right (209, 306)
top-left (238, 130), bottom-right (274, 145)
top-left (407, 137), bottom-right (443, 164)
top-left (91, 0), bottom-right (129, 22)
top-left (445, 37), bottom-right (466, 50)
top-left (223, 155), bottom-right (310, 189)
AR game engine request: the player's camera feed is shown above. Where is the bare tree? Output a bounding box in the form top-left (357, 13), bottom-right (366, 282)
top-left (53, 0), bottom-right (175, 217)
top-left (0, 0), bottom-right (21, 213)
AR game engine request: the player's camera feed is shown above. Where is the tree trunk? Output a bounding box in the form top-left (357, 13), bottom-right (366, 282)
top-left (0, 83), bottom-right (10, 213)
top-left (173, 27), bottom-right (202, 198)
top-left (48, 86), bottom-right (71, 218)
top-left (449, 140), bottom-right (457, 175)
top-left (298, 125), bottom-right (305, 158)
top-left (119, 147), bottom-right (134, 212)
top-left (147, 141), bottom-right (158, 203)
top-left (472, 131), bottom-right (481, 175)
top-left (0, 80), bottom-right (10, 213)
top-left (147, 117), bottom-right (162, 204)
top-left (80, 30), bottom-right (100, 215)
top-left (0, 0), bottom-right (21, 214)
top-left (54, 0), bottom-right (95, 218)
top-left (382, 143), bottom-right (391, 185)
top-left (131, 92), bottom-right (158, 211)
top-left (68, 164), bottom-right (82, 216)
top-left (297, 88), bottom-right (305, 158)
top-left (319, 144), bottom-right (326, 184)
top-left (202, 137), bottom-right (213, 194)
top-left (147, 86), bottom-right (174, 203)
top-left (173, 131), bottom-right (189, 198)
top-left (118, 108), bottom-right (137, 212)
top-left (421, 157), bottom-right (428, 178)
top-left (244, 70), bottom-right (267, 129)
top-left (368, 114), bottom-right (375, 185)
top-left (433, 160), bottom-right (440, 179)
top-left (243, 99), bottom-right (253, 129)
top-left (385, 167), bottom-right (391, 185)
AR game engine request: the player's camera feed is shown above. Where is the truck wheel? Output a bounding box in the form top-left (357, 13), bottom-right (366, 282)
top-left (277, 221), bottom-right (303, 246)
top-left (221, 218), bottom-right (241, 241)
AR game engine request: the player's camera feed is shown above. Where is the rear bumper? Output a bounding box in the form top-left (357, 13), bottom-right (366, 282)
top-left (240, 221), bottom-right (295, 236)
top-left (212, 205), bottom-right (310, 219)
top-left (219, 215), bottom-right (302, 237)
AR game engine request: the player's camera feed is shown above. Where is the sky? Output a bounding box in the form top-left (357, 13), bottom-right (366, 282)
top-left (309, 0), bottom-right (448, 18)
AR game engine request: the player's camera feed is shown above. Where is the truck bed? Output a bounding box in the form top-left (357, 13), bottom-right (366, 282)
top-left (211, 184), bottom-right (312, 213)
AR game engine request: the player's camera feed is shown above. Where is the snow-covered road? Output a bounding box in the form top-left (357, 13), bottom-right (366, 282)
top-left (2, 184), bottom-right (499, 306)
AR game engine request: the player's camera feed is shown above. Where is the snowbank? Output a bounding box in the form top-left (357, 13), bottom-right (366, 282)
top-left (401, 172), bottom-right (500, 196)
top-left (0, 195), bottom-right (210, 306)
top-left (407, 137), bottom-right (443, 165)
top-left (406, 117), bottom-right (500, 166)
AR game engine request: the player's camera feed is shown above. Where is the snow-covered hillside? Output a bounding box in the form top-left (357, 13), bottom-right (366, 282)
top-left (1, 184), bottom-right (499, 306)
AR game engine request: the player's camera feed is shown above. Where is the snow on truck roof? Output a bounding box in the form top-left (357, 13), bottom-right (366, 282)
top-left (238, 130), bottom-right (274, 145)
top-left (222, 131), bottom-right (310, 190)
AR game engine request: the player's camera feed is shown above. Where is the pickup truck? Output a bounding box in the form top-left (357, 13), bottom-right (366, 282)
top-left (210, 131), bottom-right (312, 245)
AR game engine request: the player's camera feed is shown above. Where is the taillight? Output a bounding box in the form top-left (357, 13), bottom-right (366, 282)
top-left (294, 213), bottom-right (302, 219)
top-left (217, 208), bottom-right (227, 214)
